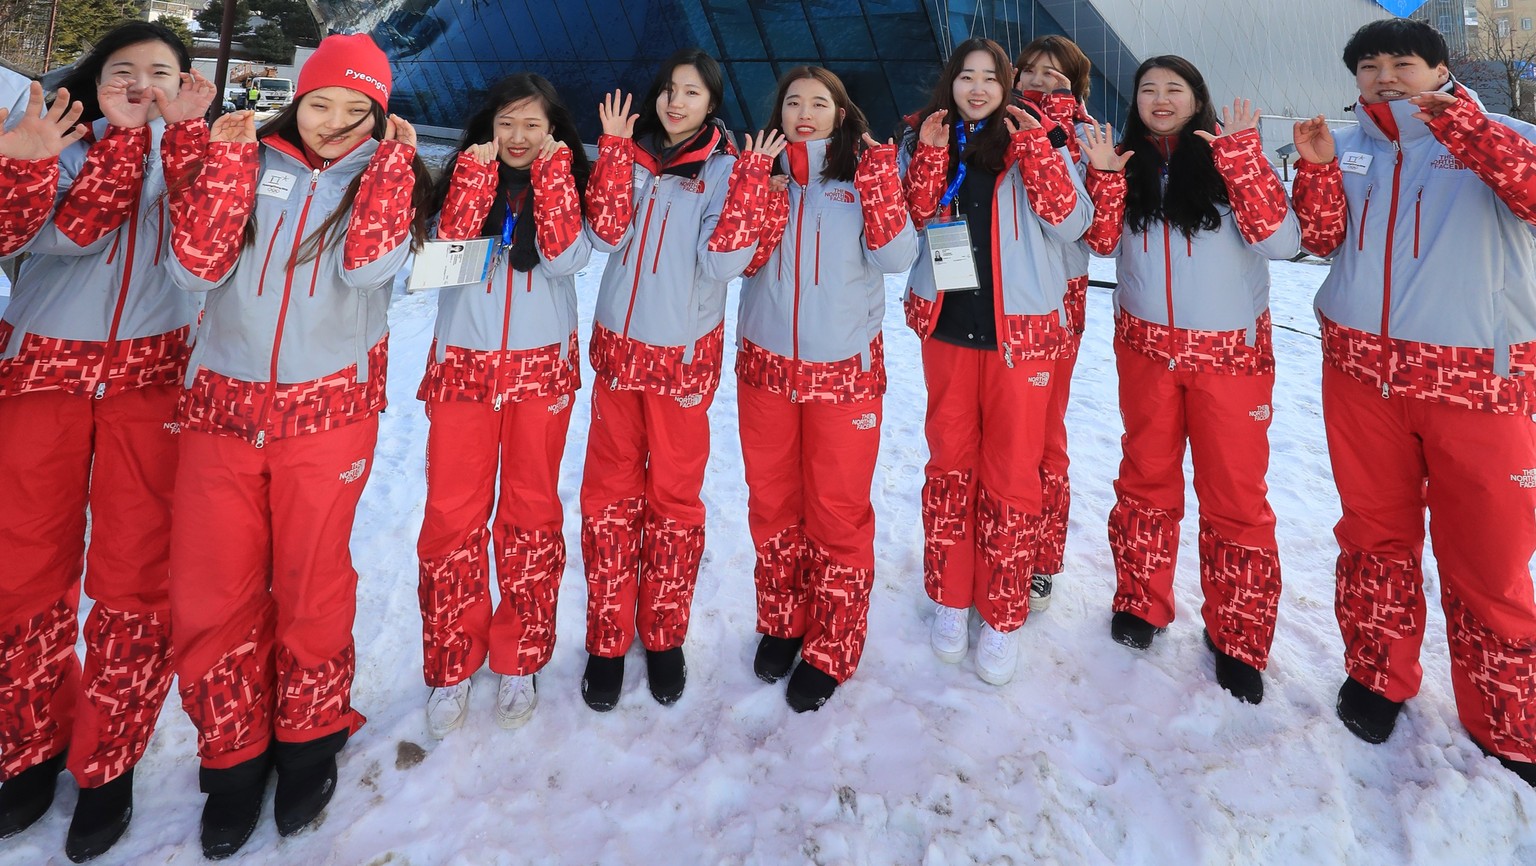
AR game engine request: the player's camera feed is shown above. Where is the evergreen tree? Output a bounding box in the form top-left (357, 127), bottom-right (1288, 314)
top-left (244, 21), bottom-right (293, 64)
top-left (194, 0), bottom-right (252, 37)
top-left (50, 0), bottom-right (147, 68)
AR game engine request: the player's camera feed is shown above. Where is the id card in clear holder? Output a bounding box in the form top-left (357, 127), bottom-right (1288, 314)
top-left (925, 217), bottom-right (980, 292)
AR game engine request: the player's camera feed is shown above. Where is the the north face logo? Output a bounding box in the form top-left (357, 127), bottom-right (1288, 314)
top-left (1028, 372), bottom-right (1050, 387)
top-left (676, 393), bottom-right (704, 408)
top-left (852, 412), bottom-right (877, 430)
top-left (1430, 154), bottom-right (1467, 171)
top-left (679, 178), bottom-right (706, 194)
top-left (1250, 404), bottom-right (1272, 422)
top-left (549, 394), bottom-right (571, 414)
top-left (1512, 469), bottom-right (1536, 489)
top-left (340, 459), bottom-right (367, 484)
top-left (825, 189), bottom-right (855, 203)
top-left (163, 421), bottom-right (182, 435)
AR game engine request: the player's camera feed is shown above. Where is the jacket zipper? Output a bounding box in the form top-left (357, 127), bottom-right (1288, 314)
top-left (1377, 142), bottom-right (1403, 398)
top-left (790, 189), bottom-right (807, 401)
top-left (1163, 220), bottom-right (1175, 370)
top-left (1413, 187), bottom-right (1423, 259)
top-left (493, 265), bottom-right (516, 411)
top-left (97, 199), bottom-right (141, 399)
top-left (255, 168), bottom-right (320, 448)
top-left (620, 193), bottom-right (658, 341)
top-left (813, 213), bottom-right (822, 286)
top-left (1357, 184), bottom-right (1373, 252)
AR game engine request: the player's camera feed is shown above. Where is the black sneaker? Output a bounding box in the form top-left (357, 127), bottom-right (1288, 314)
top-left (1111, 611), bottom-right (1163, 650)
top-left (785, 661), bottom-right (838, 713)
top-left (0, 750), bottom-right (66, 839)
top-left (1336, 677), bottom-right (1403, 744)
top-left (753, 635), bottom-right (803, 684)
top-left (65, 768), bottom-right (133, 862)
top-left (645, 647), bottom-right (687, 706)
top-left (581, 654), bottom-right (625, 712)
top-left (199, 754), bottom-right (271, 860)
top-left (273, 757), bottom-right (335, 837)
top-left (1203, 630), bottom-right (1263, 705)
top-left (1029, 574), bottom-right (1055, 613)
top-left (1478, 745), bottom-right (1536, 789)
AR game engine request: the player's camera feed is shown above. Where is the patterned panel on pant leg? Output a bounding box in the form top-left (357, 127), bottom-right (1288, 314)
top-left (921, 470), bottom-right (971, 603)
top-left (581, 497), bottom-right (645, 657)
top-left (418, 525), bottom-right (490, 687)
top-left (639, 513), bottom-right (706, 651)
top-left (0, 601), bottom-right (76, 779)
top-left (274, 642), bottom-right (363, 738)
top-left (1107, 496), bottom-right (1178, 618)
top-left (800, 545), bottom-right (874, 683)
top-left (754, 524), bottom-right (811, 638)
top-left (1198, 522), bottom-right (1281, 671)
top-left (179, 624), bottom-right (271, 763)
top-left (1333, 550), bottom-right (1423, 697)
top-left (1035, 466), bottom-right (1071, 576)
top-left (1445, 595), bottom-right (1536, 763)
top-left (75, 606), bottom-right (175, 787)
top-left (976, 486), bottom-right (1044, 632)
top-left (497, 527), bottom-right (565, 675)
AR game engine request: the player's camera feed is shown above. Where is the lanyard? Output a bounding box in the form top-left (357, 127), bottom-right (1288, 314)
top-left (493, 192), bottom-right (520, 267)
top-left (939, 120), bottom-right (983, 209)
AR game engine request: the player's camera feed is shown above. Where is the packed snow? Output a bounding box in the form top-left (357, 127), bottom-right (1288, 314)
top-left (3, 253), bottom-right (1535, 866)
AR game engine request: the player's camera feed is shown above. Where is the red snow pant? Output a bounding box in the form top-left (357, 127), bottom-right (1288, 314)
top-left (417, 395), bottom-right (572, 686)
top-left (738, 382), bottom-right (880, 683)
top-left (579, 380), bottom-right (710, 657)
top-left (0, 386), bottom-right (178, 788)
top-left (1107, 345), bottom-right (1282, 668)
top-left (920, 339), bottom-right (1056, 633)
top-left (1036, 276), bottom-right (1089, 576)
top-left (171, 419), bottom-right (375, 770)
top-left (1324, 365), bottom-right (1536, 762)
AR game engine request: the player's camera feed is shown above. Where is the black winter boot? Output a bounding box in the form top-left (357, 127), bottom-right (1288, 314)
top-left (581, 654), bottom-right (625, 712)
top-left (786, 661), bottom-right (838, 713)
top-left (1110, 611), bottom-right (1163, 650)
top-left (753, 635), bottom-right (803, 684)
top-left (1336, 677), bottom-right (1403, 744)
top-left (273, 730), bottom-right (345, 837)
top-left (645, 647), bottom-right (687, 706)
top-left (1203, 630), bottom-right (1263, 705)
top-left (65, 767), bottom-right (133, 862)
top-left (0, 751), bottom-right (66, 839)
top-left (199, 751), bottom-right (272, 860)
top-left (1477, 744), bottom-right (1536, 789)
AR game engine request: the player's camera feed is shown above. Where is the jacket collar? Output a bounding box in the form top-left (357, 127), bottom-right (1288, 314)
top-left (780, 137), bottom-right (830, 186)
top-left (635, 118), bottom-right (733, 179)
top-left (263, 133), bottom-right (378, 174)
top-left (1355, 79), bottom-right (1459, 146)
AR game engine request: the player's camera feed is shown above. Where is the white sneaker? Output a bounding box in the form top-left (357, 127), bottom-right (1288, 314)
top-left (975, 623), bottom-right (1018, 686)
top-left (494, 674), bottom-right (538, 729)
top-left (425, 680), bottom-right (472, 737)
top-left (1030, 573), bottom-right (1055, 612)
top-left (930, 604), bottom-right (969, 664)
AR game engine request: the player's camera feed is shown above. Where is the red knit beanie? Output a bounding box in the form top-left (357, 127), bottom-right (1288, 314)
top-left (296, 34), bottom-right (392, 109)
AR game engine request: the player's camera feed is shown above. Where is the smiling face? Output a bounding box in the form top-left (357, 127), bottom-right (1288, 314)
top-left (296, 86), bottom-right (376, 160)
top-left (1136, 66), bottom-right (1198, 137)
top-left (493, 97), bottom-right (550, 169)
top-left (99, 39), bottom-right (182, 121)
top-left (1354, 53), bottom-right (1450, 103)
top-left (951, 49), bottom-right (1005, 123)
top-left (781, 77), bottom-right (840, 143)
top-left (656, 63), bottom-right (712, 146)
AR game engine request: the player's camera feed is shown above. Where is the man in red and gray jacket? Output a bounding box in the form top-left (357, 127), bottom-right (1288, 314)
top-left (1293, 18), bottom-right (1536, 788)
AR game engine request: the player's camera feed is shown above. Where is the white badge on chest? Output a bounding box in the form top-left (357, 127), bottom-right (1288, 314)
top-left (925, 217), bottom-right (981, 292)
top-left (1340, 152), bottom-right (1374, 175)
top-left (258, 170), bottom-right (298, 199)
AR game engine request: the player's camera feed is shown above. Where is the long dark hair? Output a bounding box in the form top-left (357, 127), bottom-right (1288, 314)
top-left (1015, 35), bottom-right (1092, 102)
top-left (54, 21), bottom-right (191, 123)
top-left (910, 38), bottom-right (1014, 176)
top-left (632, 48), bottom-right (725, 145)
top-left (256, 97), bottom-right (435, 265)
top-left (764, 66), bottom-right (868, 184)
top-left (1120, 55), bottom-right (1228, 239)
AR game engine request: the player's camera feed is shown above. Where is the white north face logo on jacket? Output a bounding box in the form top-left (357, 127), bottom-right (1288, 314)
top-left (549, 394), bottom-right (571, 414)
top-left (1029, 372), bottom-right (1050, 387)
top-left (1512, 469), bottom-right (1536, 489)
top-left (676, 394), bottom-right (704, 409)
top-left (1250, 404), bottom-right (1272, 422)
top-left (340, 459), bottom-right (367, 484)
top-left (851, 413), bottom-right (877, 430)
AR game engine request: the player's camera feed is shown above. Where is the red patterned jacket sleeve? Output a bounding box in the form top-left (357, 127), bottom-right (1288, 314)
top-left (1082, 167), bottom-right (1126, 256)
top-left (0, 156), bottom-right (57, 256)
top-left (854, 143), bottom-right (909, 249)
top-left (344, 139), bottom-right (417, 270)
top-left (161, 118), bottom-right (207, 232)
top-left (706, 149), bottom-right (773, 253)
top-left (742, 187), bottom-right (787, 277)
top-left (904, 142), bottom-right (947, 223)
top-left (532, 144), bottom-right (582, 260)
top-left (171, 140), bottom-right (258, 282)
top-left (585, 134), bottom-right (634, 246)
top-left (437, 152), bottom-right (495, 241)
top-left (1427, 89), bottom-right (1536, 224)
top-left (1292, 158), bottom-right (1346, 258)
top-left (1009, 127), bottom-right (1078, 226)
top-left (1211, 128), bottom-right (1290, 245)
top-left (1041, 92), bottom-right (1084, 162)
top-left (53, 124), bottom-right (147, 247)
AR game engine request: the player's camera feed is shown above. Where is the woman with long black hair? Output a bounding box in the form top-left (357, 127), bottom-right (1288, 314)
top-left (1080, 55), bottom-right (1298, 703)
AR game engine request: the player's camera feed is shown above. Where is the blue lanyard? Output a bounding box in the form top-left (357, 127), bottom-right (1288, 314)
top-left (939, 120), bottom-right (982, 209)
top-left (500, 194), bottom-right (519, 249)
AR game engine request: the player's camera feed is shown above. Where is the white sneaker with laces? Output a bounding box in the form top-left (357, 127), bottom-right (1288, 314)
top-left (1030, 573), bottom-right (1055, 612)
top-left (975, 623), bottom-right (1018, 686)
top-left (930, 604), bottom-right (969, 663)
top-left (494, 674), bottom-right (538, 729)
top-left (425, 680), bottom-right (472, 737)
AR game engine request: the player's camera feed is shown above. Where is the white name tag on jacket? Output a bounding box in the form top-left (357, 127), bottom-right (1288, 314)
top-left (258, 170), bottom-right (298, 199)
top-left (926, 217), bottom-right (980, 292)
top-left (1340, 152), bottom-right (1373, 175)
top-left (406, 237), bottom-right (495, 293)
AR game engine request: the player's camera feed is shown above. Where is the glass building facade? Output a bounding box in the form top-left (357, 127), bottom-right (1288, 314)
top-left (314, 0), bottom-right (1139, 141)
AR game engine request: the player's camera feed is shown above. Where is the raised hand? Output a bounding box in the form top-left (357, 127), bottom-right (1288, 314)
top-left (918, 109), bottom-right (949, 147)
top-left (210, 110), bottom-right (257, 144)
top-left (153, 70), bottom-right (216, 125)
top-left (98, 77), bottom-right (151, 129)
top-left (536, 137), bottom-right (568, 161)
top-left (1079, 121), bottom-right (1132, 172)
top-left (0, 82), bottom-right (86, 160)
top-left (385, 114), bottom-right (417, 149)
top-left (1292, 115), bottom-right (1335, 164)
top-left (1409, 90), bottom-right (1458, 122)
top-left (860, 131), bottom-right (894, 150)
top-left (1194, 97), bottom-right (1260, 143)
top-left (465, 140), bottom-right (497, 164)
top-left (599, 89), bottom-right (637, 139)
top-left (1003, 104), bottom-right (1042, 135)
top-left (745, 128), bottom-right (787, 160)
top-left (1038, 66), bottom-right (1073, 94)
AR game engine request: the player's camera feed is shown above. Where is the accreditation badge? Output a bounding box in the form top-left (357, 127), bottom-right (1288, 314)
top-left (925, 216), bottom-right (980, 292)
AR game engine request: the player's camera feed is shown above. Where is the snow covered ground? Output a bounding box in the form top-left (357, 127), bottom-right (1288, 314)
top-left (4, 254), bottom-right (1536, 866)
